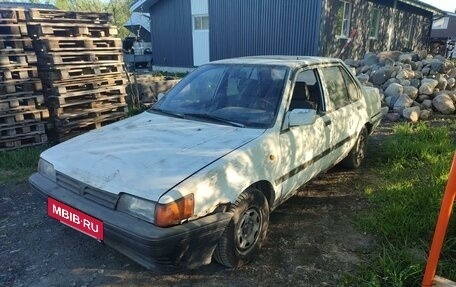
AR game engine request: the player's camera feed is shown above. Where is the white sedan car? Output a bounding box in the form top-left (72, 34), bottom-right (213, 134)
top-left (30, 56), bottom-right (382, 272)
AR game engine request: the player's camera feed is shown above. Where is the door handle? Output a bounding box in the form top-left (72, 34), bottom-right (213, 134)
top-left (324, 119), bottom-right (332, 126)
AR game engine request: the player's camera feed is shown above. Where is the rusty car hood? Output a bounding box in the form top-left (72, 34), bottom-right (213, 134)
top-left (41, 112), bottom-right (264, 201)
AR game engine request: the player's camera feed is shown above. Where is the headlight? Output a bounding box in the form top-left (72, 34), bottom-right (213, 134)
top-left (117, 194), bottom-right (156, 224)
top-left (38, 159), bottom-right (56, 182)
top-left (117, 193), bottom-right (194, 227)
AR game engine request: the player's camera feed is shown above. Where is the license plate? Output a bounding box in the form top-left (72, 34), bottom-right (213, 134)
top-left (47, 197), bottom-right (104, 240)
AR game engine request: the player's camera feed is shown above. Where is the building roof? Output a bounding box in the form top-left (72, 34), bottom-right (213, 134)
top-left (131, 0), bottom-right (443, 15)
top-left (0, 2), bottom-right (57, 9)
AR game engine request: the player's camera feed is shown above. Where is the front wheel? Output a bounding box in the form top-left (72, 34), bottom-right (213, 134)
top-left (342, 127), bottom-right (368, 169)
top-left (213, 188), bottom-right (269, 268)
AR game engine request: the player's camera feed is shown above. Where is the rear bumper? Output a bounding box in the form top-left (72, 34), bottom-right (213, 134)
top-left (29, 173), bottom-right (231, 273)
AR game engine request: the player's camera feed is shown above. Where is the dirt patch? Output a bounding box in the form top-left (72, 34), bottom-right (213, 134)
top-left (0, 129), bottom-right (390, 287)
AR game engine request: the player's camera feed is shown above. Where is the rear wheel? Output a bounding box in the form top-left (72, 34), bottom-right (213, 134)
top-left (342, 127), bottom-right (368, 169)
top-left (213, 188), bottom-right (269, 268)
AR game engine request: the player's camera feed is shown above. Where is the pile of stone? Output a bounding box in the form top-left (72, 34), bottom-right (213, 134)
top-left (345, 51), bottom-right (456, 122)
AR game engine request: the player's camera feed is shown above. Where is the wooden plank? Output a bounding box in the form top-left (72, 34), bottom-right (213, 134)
top-left (33, 37), bottom-right (122, 52)
top-left (51, 102), bottom-right (127, 119)
top-left (0, 52), bottom-right (37, 67)
top-left (434, 276), bottom-right (456, 287)
top-left (0, 94), bottom-right (44, 112)
top-left (0, 23), bottom-right (28, 37)
top-left (0, 79), bottom-right (42, 94)
top-left (47, 85), bottom-right (126, 105)
top-left (38, 63), bottom-right (123, 81)
top-left (0, 67), bottom-right (38, 81)
top-left (0, 38), bottom-right (33, 51)
top-left (0, 8), bottom-right (27, 24)
top-left (27, 8), bottom-right (110, 24)
top-left (0, 121), bottom-right (45, 137)
top-left (44, 76), bottom-right (126, 96)
top-left (27, 23), bottom-right (118, 38)
top-left (0, 133), bottom-right (47, 150)
top-left (0, 109), bottom-right (49, 127)
top-left (37, 51), bottom-right (123, 66)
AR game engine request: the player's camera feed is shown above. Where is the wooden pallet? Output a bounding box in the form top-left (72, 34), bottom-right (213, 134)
top-left (28, 23), bottom-right (118, 38)
top-left (45, 76), bottom-right (126, 96)
top-left (0, 38), bottom-right (33, 51)
top-left (0, 121), bottom-right (45, 137)
top-left (0, 23), bottom-right (28, 37)
top-left (0, 94), bottom-right (44, 112)
top-left (37, 51), bottom-right (123, 66)
top-left (27, 9), bottom-right (110, 24)
top-left (51, 102), bottom-right (127, 119)
top-left (0, 79), bottom-right (42, 94)
top-left (0, 109), bottom-right (48, 127)
top-left (0, 52), bottom-right (37, 67)
top-left (38, 63), bottom-right (123, 81)
top-left (33, 37), bottom-right (122, 52)
top-left (47, 85), bottom-right (126, 106)
top-left (0, 67), bottom-right (38, 81)
top-left (0, 8), bottom-right (26, 24)
top-left (0, 132), bottom-right (47, 150)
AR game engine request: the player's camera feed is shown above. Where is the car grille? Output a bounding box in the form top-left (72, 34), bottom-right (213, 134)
top-left (56, 172), bottom-right (119, 209)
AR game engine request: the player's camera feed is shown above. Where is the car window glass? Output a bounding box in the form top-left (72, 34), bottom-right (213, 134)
top-left (320, 66), bottom-right (350, 110)
top-left (289, 69), bottom-right (320, 111)
top-left (340, 67), bottom-right (360, 102)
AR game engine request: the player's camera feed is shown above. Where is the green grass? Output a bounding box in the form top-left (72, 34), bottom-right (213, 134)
top-left (343, 121), bottom-right (456, 286)
top-left (0, 146), bottom-right (47, 185)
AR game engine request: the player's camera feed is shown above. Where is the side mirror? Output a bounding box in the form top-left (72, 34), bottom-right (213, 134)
top-left (157, 92), bottom-right (165, 101)
top-left (288, 109), bottom-right (317, 127)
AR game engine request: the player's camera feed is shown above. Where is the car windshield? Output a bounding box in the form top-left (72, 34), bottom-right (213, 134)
top-left (150, 64), bottom-right (289, 128)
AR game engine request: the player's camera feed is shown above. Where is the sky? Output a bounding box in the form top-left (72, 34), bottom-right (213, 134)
top-left (419, 0), bottom-right (456, 13)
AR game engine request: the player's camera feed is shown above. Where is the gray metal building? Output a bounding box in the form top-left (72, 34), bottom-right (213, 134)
top-left (131, 0), bottom-right (441, 70)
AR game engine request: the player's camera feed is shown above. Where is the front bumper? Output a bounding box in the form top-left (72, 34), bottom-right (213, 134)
top-left (29, 173), bottom-right (232, 273)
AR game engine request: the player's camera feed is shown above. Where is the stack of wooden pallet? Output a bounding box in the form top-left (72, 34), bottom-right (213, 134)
top-left (0, 8), bottom-right (49, 150)
top-left (27, 8), bottom-right (127, 141)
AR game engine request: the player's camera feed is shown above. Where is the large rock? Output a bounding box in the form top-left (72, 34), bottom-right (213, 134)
top-left (430, 59), bottom-right (444, 73)
top-left (363, 52), bottom-right (379, 66)
top-left (403, 86), bottom-right (418, 100)
top-left (357, 73), bottom-right (369, 84)
top-left (399, 53), bottom-right (413, 63)
top-left (419, 79), bottom-right (439, 95)
top-left (432, 94), bottom-right (455, 114)
top-left (393, 94), bottom-right (413, 112)
top-left (378, 51), bottom-right (402, 63)
top-left (422, 99), bottom-right (433, 109)
top-left (372, 66), bottom-right (394, 85)
top-left (396, 69), bottom-right (415, 80)
top-left (436, 76), bottom-right (448, 90)
top-left (345, 59), bottom-right (359, 68)
top-left (385, 112), bottom-right (401, 122)
top-left (410, 78), bottom-right (421, 88)
top-left (402, 106), bottom-right (420, 122)
top-left (385, 83), bottom-right (403, 98)
top-left (448, 78), bottom-right (455, 88)
top-left (420, 110), bottom-right (431, 120)
top-left (381, 106), bottom-right (389, 116)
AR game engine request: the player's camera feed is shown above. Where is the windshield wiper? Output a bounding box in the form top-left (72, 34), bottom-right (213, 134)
top-left (149, 108), bottom-right (184, 119)
top-left (184, 113), bottom-right (245, 128)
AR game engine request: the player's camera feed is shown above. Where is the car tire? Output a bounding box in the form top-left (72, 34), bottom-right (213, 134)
top-left (342, 126), bottom-right (368, 169)
top-left (213, 188), bottom-right (269, 268)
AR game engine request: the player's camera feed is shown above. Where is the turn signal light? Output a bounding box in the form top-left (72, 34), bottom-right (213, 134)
top-left (155, 194), bottom-right (194, 227)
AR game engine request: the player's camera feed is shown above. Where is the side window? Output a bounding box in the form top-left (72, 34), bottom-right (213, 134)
top-left (340, 67), bottom-right (360, 102)
top-left (289, 69), bottom-right (321, 111)
top-left (320, 66), bottom-right (350, 110)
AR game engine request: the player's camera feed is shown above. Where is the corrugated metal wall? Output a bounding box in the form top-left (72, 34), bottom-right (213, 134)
top-left (149, 0), bottom-right (193, 67)
top-left (208, 0), bottom-right (322, 61)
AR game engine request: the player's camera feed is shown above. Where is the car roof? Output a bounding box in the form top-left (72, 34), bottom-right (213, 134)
top-left (210, 56), bottom-right (343, 68)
